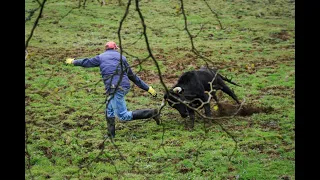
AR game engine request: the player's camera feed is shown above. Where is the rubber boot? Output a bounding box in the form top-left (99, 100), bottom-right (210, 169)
top-left (106, 117), bottom-right (116, 138)
top-left (132, 109), bottom-right (160, 125)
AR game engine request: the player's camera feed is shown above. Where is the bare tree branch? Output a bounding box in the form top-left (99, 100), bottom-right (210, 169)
top-left (25, 120), bottom-right (34, 180)
top-left (134, 0), bottom-right (168, 93)
top-left (25, 1), bottom-right (48, 178)
top-left (179, 0), bottom-right (217, 68)
top-left (25, 0), bottom-right (48, 58)
top-left (203, 0), bottom-right (224, 29)
top-left (25, 7), bottom-right (40, 22)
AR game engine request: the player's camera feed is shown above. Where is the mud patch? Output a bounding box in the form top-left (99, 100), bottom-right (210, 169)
top-left (178, 165), bottom-right (194, 174)
top-left (270, 30), bottom-right (291, 41)
top-left (212, 102), bottom-right (273, 117)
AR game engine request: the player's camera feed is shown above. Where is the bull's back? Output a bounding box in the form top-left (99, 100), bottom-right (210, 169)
top-left (195, 71), bottom-right (216, 91)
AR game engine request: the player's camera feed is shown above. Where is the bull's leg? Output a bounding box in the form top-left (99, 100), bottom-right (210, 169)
top-left (183, 108), bottom-right (195, 131)
top-left (202, 94), bottom-right (213, 126)
top-left (204, 104), bottom-right (212, 117)
top-left (201, 94), bottom-right (213, 117)
top-left (218, 79), bottom-right (240, 104)
top-left (211, 91), bottom-right (219, 104)
top-left (189, 109), bottom-right (195, 130)
top-left (204, 103), bottom-right (213, 126)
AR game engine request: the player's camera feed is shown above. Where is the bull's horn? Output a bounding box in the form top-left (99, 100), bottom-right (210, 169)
top-left (160, 98), bottom-right (167, 108)
top-left (159, 98), bottom-right (167, 113)
top-left (161, 98), bottom-right (167, 106)
top-left (173, 87), bottom-right (182, 93)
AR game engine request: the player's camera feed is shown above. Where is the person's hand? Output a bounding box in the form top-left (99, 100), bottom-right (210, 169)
top-left (65, 58), bottom-right (74, 64)
top-left (148, 86), bottom-right (157, 97)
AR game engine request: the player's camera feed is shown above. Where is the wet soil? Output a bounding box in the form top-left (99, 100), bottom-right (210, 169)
top-left (212, 102), bottom-right (274, 117)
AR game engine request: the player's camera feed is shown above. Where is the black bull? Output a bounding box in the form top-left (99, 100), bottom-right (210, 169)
top-left (161, 67), bottom-right (241, 129)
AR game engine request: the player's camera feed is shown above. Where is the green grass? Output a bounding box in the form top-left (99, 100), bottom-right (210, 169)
top-left (26, 0), bottom-right (295, 179)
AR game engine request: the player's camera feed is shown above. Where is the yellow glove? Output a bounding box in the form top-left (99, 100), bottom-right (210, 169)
top-left (65, 58), bottom-right (75, 64)
top-left (148, 86), bottom-right (157, 97)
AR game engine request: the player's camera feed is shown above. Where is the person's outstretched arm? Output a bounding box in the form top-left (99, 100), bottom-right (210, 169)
top-left (124, 60), bottom-right (157, 97)
top-left (65, 55), bottom-right (100, 67)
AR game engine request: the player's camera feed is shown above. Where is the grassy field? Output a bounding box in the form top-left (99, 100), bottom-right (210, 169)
top-left (25, 0), bottom-right (295, 179)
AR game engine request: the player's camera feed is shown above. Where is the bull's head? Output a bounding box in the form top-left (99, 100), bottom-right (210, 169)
top-left (162, 86), bottom-right (189, 118)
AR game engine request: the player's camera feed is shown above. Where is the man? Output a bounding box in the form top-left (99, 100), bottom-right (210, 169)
top-left (65, 41), bottom-right (160, 138)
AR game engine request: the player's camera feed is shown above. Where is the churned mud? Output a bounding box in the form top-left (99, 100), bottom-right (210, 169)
top-left (212, 102), bottom-right (274, 117)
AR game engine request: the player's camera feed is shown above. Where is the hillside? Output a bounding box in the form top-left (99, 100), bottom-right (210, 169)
top-left (25, 0), bottom-right (295, 179)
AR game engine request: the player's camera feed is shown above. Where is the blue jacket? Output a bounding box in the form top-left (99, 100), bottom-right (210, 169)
top-left (73, 49), bottom-right (149, 93)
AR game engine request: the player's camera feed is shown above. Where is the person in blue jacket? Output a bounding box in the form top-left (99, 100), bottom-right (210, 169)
top-left (65, 41), bottom-right (160, 138)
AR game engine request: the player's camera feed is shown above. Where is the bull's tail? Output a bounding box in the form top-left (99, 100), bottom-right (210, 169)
top-left (219, 74), bottom-right (241, 87)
